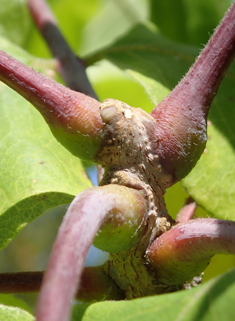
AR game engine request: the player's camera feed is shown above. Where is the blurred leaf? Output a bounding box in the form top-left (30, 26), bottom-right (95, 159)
top-left (0, 0), bottom-right (32, 47)
top-left (0, 38), bottom-right (91, 250)
top-left (71, 303), bottom-right (92, 321)
top-left (0, 303), bottom-right (34, 321)
top-left (86, 22), bottom-right (235, 220)
top-left (150, 0), bottom-right (187, 44)
top-left (78, 268), bottom-right (235, 321)
top-left (0, 294), bottom-right (32, 314)
top-left (87, 60), bottom-right (153, 110)
top-left (203, 254), bottom-right (235, 282)
top-left (86, 24), bottom-right (197, 107)
top-left (80, 0), bottom-right (149, 55)
top-left (150, 0), bottom-right (231, 46)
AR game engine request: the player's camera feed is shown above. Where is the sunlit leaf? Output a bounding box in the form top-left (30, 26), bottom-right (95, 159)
top-left (0, 303), bottom-right (34, 321)
top-left (0, 294), bottom-right (32, 314)
top-left (0, 0), bottom-right (32, 47)
top-left (80, 0), bottom-right (149, 56)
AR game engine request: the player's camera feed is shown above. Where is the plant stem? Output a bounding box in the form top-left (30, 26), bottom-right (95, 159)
top-left (148, 218), bottom-right (235, 285)
top-left (176, 197), bottom-right (196, 223)
top-left (0, 271), bottom-right (42, 294)
top-left (0, 50), bottom-right (102, 160)
top-left (0, 267), bottom-right (123, 302)
top-left (35, 185), bottom-right (146, 321)
top-left (151, 3), bottom-right (235, 182)
top-left (27, 0), bottom-right (97, 99)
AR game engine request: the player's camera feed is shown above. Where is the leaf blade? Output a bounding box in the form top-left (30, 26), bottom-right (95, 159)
top-left (0, 303), bottom-right (34, 321)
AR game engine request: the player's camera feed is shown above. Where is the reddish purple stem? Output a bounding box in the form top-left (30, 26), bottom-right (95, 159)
top-left (151, 3), bottom-right (235, 182)
top-left (0, 50), bottom-right (103, 160)
top-left (176, 197), bottom-right (197, 223)
top-left (148, 218), bottom-right (235, 285)
top-left (0, 268), bottom-right (123, 302)
top-left (0, 50), bottom-right (100, 132)
top-left (0, 271), bottom-right (43, 294)
top-left (35, 185), bottom-right (146, 321)
top-left (27, 0), bottom-right (98, 99)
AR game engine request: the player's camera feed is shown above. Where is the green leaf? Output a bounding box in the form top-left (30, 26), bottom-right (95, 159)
top-left (0, 0), bottom-right (32, 47)
top-left (0, 305), bottom-right (34, 321)
top-left (87, 23), bottom-right (235, 220)
top-left (87, 60), bottom-right (153, 110)
top-left (71, 303), bottom-right (92, 321)
top-left (0, 294), bottom-right (32, 314)
top-left (86, 24), bottom-right (198, 108)
top-left (80, 0), bottom-right (148, 56)
top-left (150, 0), bottom-right (231, 46)
top-left (78, 268), bottom-right (235, 321)
top-left (0, 38), bottom-right (91, 250)
top-left (0, 303), bottom-right (34, 321)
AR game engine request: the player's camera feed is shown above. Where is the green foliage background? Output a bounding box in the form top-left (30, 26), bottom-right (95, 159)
top-left (0, 0), bottom-right (235, 319)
